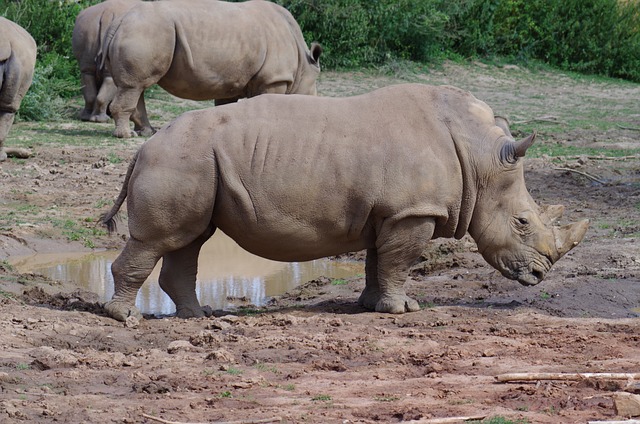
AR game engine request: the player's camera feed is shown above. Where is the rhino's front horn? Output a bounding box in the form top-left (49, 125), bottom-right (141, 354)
top-left (514, 131), bottom-right (537, 158)
top-left (552, 219), bottom-right (589, 261)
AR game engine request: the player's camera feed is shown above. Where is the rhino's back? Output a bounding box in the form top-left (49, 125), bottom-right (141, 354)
top-left (112, 0), bottom-right (299, 98)
top-left (196, 85), bottom-right (472, 257)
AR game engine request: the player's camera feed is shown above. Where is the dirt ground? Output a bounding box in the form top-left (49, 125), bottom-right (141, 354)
top-left (0, 63), bottom-right (639, 423)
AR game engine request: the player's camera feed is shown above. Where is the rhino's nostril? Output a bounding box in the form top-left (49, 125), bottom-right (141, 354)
top-left (532, 269), bottom-right (544, 282)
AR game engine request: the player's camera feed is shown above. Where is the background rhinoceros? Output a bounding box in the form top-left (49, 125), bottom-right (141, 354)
top-left (72, 0), bottom-right (139, 123)
top-left (0, 17), bottom-right (37, 162)
top-left (101, 0), bottom-right (322, 138)
top-left (100, 83), bottom-right (589, 322)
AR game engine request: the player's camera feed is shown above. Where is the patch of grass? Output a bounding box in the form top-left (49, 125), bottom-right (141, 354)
top-left (225, 367), bottom-right (243, 376)
top-left (280, 384), bottom-right (295, 391)
top-left (528, 143), bottom-right (640, 159)
top-left (107, 152), bottom-right (123, 164)
top-left (218, 391), bottom-right (232, 398)
top-left (254, 362), bottom-right (279, 374)
top-left (16, 363), bottom-right (30, 370)
top-left (540, 291), bottom-right (552, 300)
top-left (331, 278), bottom-right (348, 286)
top-left (51, 218), bottom-right (107, 248)
top-left (311, 394), bottom-right (332, 402)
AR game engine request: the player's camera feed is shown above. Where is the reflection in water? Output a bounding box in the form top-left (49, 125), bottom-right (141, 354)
top-left (9, 232), bottom-right (363, 316)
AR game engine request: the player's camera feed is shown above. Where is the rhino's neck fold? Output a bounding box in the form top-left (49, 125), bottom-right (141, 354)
top-left (450, 131), bottom-right (478, 240)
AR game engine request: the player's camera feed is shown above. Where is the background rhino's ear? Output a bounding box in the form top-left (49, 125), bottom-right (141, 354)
top-left (309, 42), bottom-right (322, 66)
top-left (500, 131), bottom-right (537, 164)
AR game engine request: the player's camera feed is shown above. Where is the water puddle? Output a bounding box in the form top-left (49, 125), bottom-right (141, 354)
top-left (8, 232), bottom-right (364, 316)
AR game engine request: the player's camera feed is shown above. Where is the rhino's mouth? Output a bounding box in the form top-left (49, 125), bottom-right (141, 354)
top-left (514, 257), bottom-right (552, 286)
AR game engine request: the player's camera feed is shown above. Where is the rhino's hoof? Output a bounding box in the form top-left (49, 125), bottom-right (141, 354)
top-left (135, 127), bottom-right (156, 137)
top-left (375, 295), bottom-right (421, 314)
top-left (89, 113), bottom-right (110, 123)
top-left (175, 305), bottom-right (206, 319)
top-left (104, 300), bottom-right (142, 322)
top-left (0, 149), bottom-right (7, 162)
top-left (113, 128), bottom-right (135, 138)
top-left (79, 110), bottom-right (92, 121)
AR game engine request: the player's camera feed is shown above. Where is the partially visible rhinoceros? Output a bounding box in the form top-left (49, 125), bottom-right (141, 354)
top-left (72, 0), bottom-right (139, 123)
top-left (101, 84), bottom-right (589, 322)
top-left (0, 17), bottom-right (37, 162)
top-left (101, 0), bottom-right (322, 138)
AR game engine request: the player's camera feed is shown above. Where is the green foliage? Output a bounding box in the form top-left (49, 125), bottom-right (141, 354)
top-left (447, 0), bottom-right (640, 81)
top-left (276, 0), bottom-right (449, 68)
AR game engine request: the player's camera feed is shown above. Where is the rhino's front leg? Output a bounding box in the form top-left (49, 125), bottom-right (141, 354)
top-left (359, 216), bottom-right (435, 314)
top-left (159, 232), bottom-right (212, 318)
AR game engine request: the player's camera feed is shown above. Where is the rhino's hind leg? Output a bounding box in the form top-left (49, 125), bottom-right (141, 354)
top-left (159, 228), bottom-right (214, 319)
top-left (360, 217), bottom-right (435, 314)
top-left (110, 87), bottom-right (145, 138)
top-left (90, 76), bottom-right (118, 123)
top-left (104, 238), bottom-right (162, 321)
top-left (131, 92), bottom-right (155, 137)
top-left (79, 72), bottom-right (98, 121)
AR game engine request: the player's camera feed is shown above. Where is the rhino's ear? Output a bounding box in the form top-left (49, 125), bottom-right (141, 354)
top-left (499, 131), bottom-right (537, 164)
top-left (309, 42), bottom-right (322, 66)
top-left (494, 115), bottom-right (512, 137)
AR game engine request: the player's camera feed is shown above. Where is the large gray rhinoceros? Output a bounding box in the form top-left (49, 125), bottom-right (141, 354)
top-left (101, 0), bottom-right (322, 138)
top-left (0, 17), bottom-right (37, 162)
top-left (72, 0), bottom-right (139, 123)
top-left (101, 84), bottom-right (589, 322)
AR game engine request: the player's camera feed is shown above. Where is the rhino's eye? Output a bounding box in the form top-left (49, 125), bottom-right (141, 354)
top-left (516, 217), bottom-right (529, 225)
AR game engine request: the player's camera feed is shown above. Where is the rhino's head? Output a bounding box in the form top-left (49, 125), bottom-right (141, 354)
top-left (469, 128), bottom-right (589, 286)
top-left (295, 43), bottom-right (322, 95)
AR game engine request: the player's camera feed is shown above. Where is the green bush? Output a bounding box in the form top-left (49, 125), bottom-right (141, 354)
top-left (447, 0), bottom-right (640, 81)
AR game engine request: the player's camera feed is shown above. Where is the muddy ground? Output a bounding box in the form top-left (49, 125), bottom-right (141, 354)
top-left (0, 63), bottom-right (639, 423)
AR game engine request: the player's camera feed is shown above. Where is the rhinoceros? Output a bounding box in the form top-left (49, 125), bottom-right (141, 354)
top-left (0, 17), bottom-right (37, 162)
top-left (101, 84), bottom-right (589, 322)
top-left (72, 0), bottom-right (139, 123)
top-left (100, 0), bottom-right (322, 138)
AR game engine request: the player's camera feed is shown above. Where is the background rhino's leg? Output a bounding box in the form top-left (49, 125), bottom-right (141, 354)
top-left (130, 92), bottom-right (155, 137)
top-left (0, 112), bottom-right (16, 162)
top-left (159, 228), bottom-right (214, 319)
top-left (110, 86), bottom-right (145, 138)
top-left (79, 72), bottom-right (98, 121)
top-left (369, 216), bottom-right (435, 314)
top-left (104, 238), bottom-right (163, 321)
top-left (90, 76), bottom-right (117, 123)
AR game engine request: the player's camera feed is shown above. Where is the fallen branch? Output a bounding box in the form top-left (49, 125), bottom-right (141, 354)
top-left (513, 116), bottom-right (564, 125)
top-left (588, 421), bottom-right (640, 424)
top-left (496, 372), bottom-right (640, 383)
top-left (141, 414), bottom-right (282, 424)
top-left (618, 125), bottom-right (640, 131)
top-left (406, 416), bottom-right (487, 424)
top-left (554, 167), bottom-right (607, 185)
top-left (563, 155), bottom-right (639, 161)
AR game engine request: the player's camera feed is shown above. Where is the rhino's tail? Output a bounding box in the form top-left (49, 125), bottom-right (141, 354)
top-left (100, 151), bottom-right (139, 234)
top-left (97, 13), bottom-right (125, 72)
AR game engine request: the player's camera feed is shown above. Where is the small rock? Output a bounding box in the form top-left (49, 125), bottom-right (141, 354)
top-left (124, 315), bottom-right (139, 328)
top-left (167, 340), bottom-right (202, 354)
top-left (614, 392), bottom-right (640, 417)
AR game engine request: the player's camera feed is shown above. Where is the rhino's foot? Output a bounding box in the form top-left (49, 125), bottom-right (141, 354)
top-left (79, 110), bottom-right (93, 122)
top-left (175, 304), bottom-right (207, 319)
top-left (104, 299), bottom-right (143, 322)
top-left (135, 127), bottom-right (156, 137)
top-left (375, 295), bottom-right (421, 314)
top-left (89, 113), bottom-right (111, 123)
top-left (358, 289), bottom-right (380, 311)
top-left (113, 127), bottom-right (136, 138)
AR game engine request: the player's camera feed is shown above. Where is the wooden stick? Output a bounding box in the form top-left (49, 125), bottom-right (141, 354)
top-left (406, 416), bottom-right (487, 424)
top-left (141, 413), bottom-right (282, 424)
top-left (513, 116), bottom-right (564, 125)
top-left (617, 125), bottom-right (640, 131)
top-left (553, 167), bottom-right (607, 185)
top-left (588, 421), bottom-right (640, 424)
top-left (562, 155), bottom-right (639, 161)
top-left (496, 372), bottom-right (640, 383)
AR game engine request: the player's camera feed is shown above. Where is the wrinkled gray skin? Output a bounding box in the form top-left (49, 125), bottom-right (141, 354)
top-left (101, 84), bottom-right (589, 322)
top-left (72, 0), bottom-right (139, 123)
top-left (0, 17), bottom-right (36, 162)
top-left (101, 0), bottom-right (322, 138)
